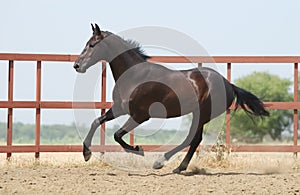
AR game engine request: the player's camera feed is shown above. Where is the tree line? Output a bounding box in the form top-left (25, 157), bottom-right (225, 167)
top-left (230, 72), bottom-right (296, 143)
top-left (0, 122), bottom-right (189, 145)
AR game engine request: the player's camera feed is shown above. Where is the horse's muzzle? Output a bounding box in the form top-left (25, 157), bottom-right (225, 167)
top-left (73, 63), bottom-right (86, 73)
top-left (73, 63), bottom-right (80, 69)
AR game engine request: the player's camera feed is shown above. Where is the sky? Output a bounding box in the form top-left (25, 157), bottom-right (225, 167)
top-left (0, 0), bottom-right (300, 129)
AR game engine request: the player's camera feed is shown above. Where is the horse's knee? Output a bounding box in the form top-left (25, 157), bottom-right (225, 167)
top-left (114, 132), bottom-right (121, 143)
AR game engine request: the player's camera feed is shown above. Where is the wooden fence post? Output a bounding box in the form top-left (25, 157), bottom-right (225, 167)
top-left (35, 61), bottom-right (41, 158)
top-left (7, 60), bottom-right (14, 159)
top-left (226, 63), bottom-right (231, 146)
top-left (294, 63), bottom-right (298, 157)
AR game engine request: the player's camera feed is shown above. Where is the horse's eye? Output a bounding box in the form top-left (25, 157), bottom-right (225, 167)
top-left (89, 43), bottom-right (95, 48)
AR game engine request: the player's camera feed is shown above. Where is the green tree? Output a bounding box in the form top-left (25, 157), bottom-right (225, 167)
top-left (231, 72), bottom-right (293, 143)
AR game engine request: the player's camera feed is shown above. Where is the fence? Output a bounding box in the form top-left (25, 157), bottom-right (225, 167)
top-left (0, 53), bottom-right (300, 159)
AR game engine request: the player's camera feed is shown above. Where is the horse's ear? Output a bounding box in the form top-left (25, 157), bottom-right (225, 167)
top-left (91, 23), bottom-right (95, 33)
top-left (93, 23), bottom-right (101, 36)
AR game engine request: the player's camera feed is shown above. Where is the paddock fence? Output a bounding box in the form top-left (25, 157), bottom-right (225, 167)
top-left (0, 53), bottom-right (299, 159)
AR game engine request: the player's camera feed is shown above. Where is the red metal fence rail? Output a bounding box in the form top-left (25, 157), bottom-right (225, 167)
top-left (0, 53), bottom-right (300, 159)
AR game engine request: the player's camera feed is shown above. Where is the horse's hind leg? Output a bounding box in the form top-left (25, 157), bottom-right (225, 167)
top-left (153, 111), bottom-right (200, 170)
top-left (83, 108), bottom-right (115, 161)
top-left (173, 126), bottom-right (203, 173)
top-left (114, 117), bottom-right (147, 156)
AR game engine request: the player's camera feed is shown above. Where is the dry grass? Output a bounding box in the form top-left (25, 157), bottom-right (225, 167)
top-left (0, 153), bottom-right (110, 169)
top-left (293, 158), bottom-right (300, 171)
top-left (188, 152), bottom-right (300, 175)
top-left (1, 152), bottom-right (300, 174)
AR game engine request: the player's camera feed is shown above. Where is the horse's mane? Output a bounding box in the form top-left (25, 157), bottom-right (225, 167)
top-left (104, 31), bottom-right (150, 60)
top-left (125, 39), bottom-right (151, 60)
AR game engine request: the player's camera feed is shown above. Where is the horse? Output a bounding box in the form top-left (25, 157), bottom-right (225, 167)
top-left (73, 24), bottom-right (269, 173)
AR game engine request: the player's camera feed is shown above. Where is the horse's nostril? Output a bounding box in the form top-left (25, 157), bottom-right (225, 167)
top-left (74, 63), bottom-right (79, 69)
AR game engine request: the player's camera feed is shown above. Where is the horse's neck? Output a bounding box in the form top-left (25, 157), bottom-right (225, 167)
top-left (109, 51), bottom-right (145, 81)
top-left (104, 35), bottom-right (146, 81)
top-left (109, 49), bottom-right (146, 81)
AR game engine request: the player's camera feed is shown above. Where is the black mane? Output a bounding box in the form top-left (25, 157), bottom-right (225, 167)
top-left (125, 39), bottom-right (151, 60)
top-left (103, 31), bottom-right (151, 61)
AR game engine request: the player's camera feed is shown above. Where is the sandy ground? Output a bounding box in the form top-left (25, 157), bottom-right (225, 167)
top-left (0, 152), bottom-right (300, 195)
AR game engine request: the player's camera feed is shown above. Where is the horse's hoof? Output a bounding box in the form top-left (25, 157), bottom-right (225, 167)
top-left (83, 144), bottom-right (92, 162)
top-left (134, 145), bottom-right (144, 156)
top-left (172, 166), bottom-right (185, 174)
top-left (84, 151), bottom-right (92, 162)
top-left (125, 145), bottom-right (144, 156)
top-left (152, 156), bottom-right (166, 169)
top-left (152, 161), bottom-right (164, 169)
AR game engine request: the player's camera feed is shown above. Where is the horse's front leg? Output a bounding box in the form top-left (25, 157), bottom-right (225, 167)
top-left (83, 108), bottom-right (116, 161)
top-left (114, 117), bottom-right (146, 156)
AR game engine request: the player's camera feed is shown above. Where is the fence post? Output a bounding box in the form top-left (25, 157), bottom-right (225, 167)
top-left (130, 130), bottom-right (134, 146)
top-left (35, 61), bottom-right (41, 158)
top-left (100, 61), bottom-right (107, 149)
top-left (7, 60), bottom-right (14, 159)
top-left (226, 63), bottom-right (231, 146)
top-left (294, 63), bottom-right (298, 156)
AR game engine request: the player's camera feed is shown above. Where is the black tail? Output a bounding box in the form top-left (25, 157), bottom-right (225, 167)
top-left (232, 84), bottom-right (270, 117)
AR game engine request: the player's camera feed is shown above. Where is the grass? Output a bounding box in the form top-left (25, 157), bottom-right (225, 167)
top-left (0, 153), bottom-right (110, 169)
top-left (1, 149), bottom-right (299, 173)
top-left (189, 152), bottom-right (300, 174)
top-left (293, 158), bottom-right (300, 172)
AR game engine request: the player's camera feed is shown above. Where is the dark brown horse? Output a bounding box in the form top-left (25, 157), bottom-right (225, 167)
top-left (74, 24), bottom-right (269, 173)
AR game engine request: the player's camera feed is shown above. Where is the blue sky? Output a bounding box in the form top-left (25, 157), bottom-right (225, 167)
top-left (1, 1), bottom-right (300, 55)
top-left (0, 0), bottom-right (299, 127)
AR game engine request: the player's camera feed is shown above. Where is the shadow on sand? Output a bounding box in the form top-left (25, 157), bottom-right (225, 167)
top-left (127, 168), bottom-right (279, 177)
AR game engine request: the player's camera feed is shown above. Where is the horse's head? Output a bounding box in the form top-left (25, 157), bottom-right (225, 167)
top-left (74, 23), bottom-right (109, 73)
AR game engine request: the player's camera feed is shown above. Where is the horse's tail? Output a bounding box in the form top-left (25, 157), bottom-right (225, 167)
top-left (231, 84), bottom-right (270, 117)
